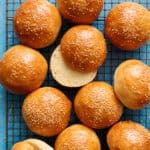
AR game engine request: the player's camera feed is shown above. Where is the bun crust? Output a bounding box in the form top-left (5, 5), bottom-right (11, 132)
top-left (107, 121), bottom-right (150, 150)
top-left (12, 139), bottom-right (53, 150)
top-left (56, 0), bottom-right (104, 24)
top-left (0, 45), bottom-right (47, 94)
top-left (74, 82), bottom-right (123, 129)
top-left (14, 0), bottom-right (62, 48)
top-left (55, 124), bottom-right (101, 150)
top-left (11, 142), bottom-right (33, 150)
top-left (105, 2), bottom-right (150, 50)
top-left (114, 59), bottom-right (150, 109)
top-left (22, 87), bottom-right (72, 137)
top-left (61, 25), bottom-right (107, 72)
top-left (50, 46), bottom-right (97, 87)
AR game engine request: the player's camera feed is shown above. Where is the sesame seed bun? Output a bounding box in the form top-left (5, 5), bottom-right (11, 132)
top-left (60, 25), bottom-right (107, 72)
top-left (22, 87), bottom-right (72, 137)
top-left (55, 124), bottom-right (101, 150)
top-left (74, 82), bottom-right (123, 129)
top-left (105, 2), bottom-right (150, 50)
top-left (56, 0), bottom-right (104, 24)
top-left (114, 59), bottom-right (150, 109)
top-left (50, 46), bottom-right (97, 87)
top-left (14, 0), bottom-right (62, 49)
top-left (0, 45), bottom-right (47, 95)
top-left (107, 121), bottom-right (150, 150)
top-left (12, 139), bottom-right (53, 150)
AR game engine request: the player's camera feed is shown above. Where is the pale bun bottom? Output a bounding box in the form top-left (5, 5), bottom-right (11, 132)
top-left (50, 46), bottom-right (97, 87)
top-left (12, 138), bottom-right (53, 150)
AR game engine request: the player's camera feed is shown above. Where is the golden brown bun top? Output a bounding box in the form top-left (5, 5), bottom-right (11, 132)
top-left (11, 142), bottom-right (34, 150)
top-left (74, 81), bottom-right (123, 129)
top-left (114, 59), bottom-right (150, 109)
top-left (22, 87), bottom-right (72, 137)
top-left (11, 139), bottom-right (54, 150)
top-left (56, 0), bottom-right (104, 24)
top-left (14, 0), bottom-right (61, 49)
top-left (55, 124), bottom-right (101, 150)
top-left (107, 121), bottom-right (150, 150)
top-left (0, 45), bottom-right (47, 94)
top-left (60, 25), bottom-right (107, 72)
top-left (105, 2), bottom-right (150, 50)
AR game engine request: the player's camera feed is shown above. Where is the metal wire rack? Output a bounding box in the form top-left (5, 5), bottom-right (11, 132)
top-left (6, 0), bottom-right (150, 149)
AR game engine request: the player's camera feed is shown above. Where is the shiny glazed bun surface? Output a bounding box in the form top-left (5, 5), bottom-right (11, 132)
top-left (114, 59), bottom-right (150, 109)
top-left (107, 121), bottom-right (150, 150)
top-left (22, 87), bottom-right (72, 137)
top-left (105, 2), bottom-right (150, 50)
top-left (14, 0), bottom-right (62, 48)
top-left (11, 142), bottom-right (33, 150)
top-left (57, 0), bottom-right (104, 24)
top-left (74, 82), bottom-right (123, 129)
top-left (55, 124), bottom-right (101, 150)
top-left (0, 45), bottom-right (47, 94)
top-left (11, 139), bottom-right (54, 150)
top-left (61, 25), bottom-right (107, 72)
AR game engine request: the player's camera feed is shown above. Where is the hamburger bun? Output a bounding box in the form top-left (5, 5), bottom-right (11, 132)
top-left (107, 121), bottom-right (150, 150)
top-left (11, 139), bottom-right (53, 150)
top-left (114, 59), bottom-right (150, 109)
top-left (105, 2), bottom-right (150, 50)
top-left (55, 124), bottom-right (101, 150)
top-left (22, 87), bottom-right (72, 137)
top-left (56, 0), bottom-right (104, 24)
top-left (14, 0), bottom-right (62, 48)
top-left (50, 46), bottom-right (97, 87)
top-left (0, 45), bottom-right (47, 94)
top-left (60, 25), bottom-right (107, 72)
top-left (74, 81), bottom-right (123, 129)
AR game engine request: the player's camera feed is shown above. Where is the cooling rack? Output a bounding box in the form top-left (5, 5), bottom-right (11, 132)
top-left (2, 0), bottom-right (150, 149)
